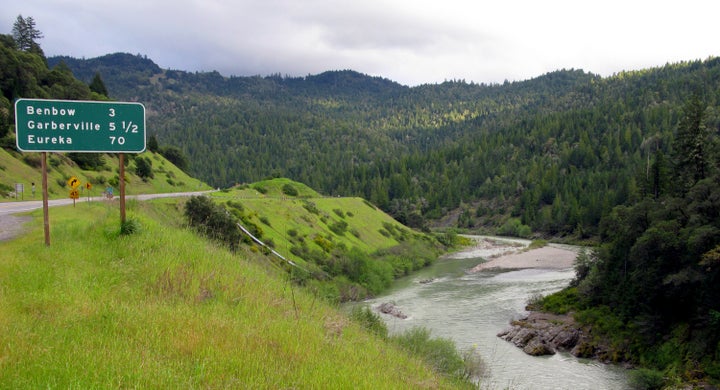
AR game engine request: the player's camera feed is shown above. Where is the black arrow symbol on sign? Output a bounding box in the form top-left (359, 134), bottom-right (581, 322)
top-left (71, 179), bottom-right (78, 187)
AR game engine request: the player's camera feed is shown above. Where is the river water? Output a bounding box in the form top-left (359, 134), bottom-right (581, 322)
top-left (364, 237), bottom-right (630, 389)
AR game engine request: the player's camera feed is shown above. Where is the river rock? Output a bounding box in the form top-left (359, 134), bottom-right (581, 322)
top-left (498, 312), bottom-right (583, 357)
top-left (377, 302), bottom-right (408, 319)
top-left (523, 339), bottom-right (555, 356)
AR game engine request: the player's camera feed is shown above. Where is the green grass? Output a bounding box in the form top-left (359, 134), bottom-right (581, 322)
top-left (212, 179), bottom-right (424, 262)
top-left (0, 147), bottom-right (210, 201)
top-left (0, 199), bottom-right (461, 388)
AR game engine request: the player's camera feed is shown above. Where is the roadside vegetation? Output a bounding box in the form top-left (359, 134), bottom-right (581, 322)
top-left (0, 199), bottom-right (475, 388)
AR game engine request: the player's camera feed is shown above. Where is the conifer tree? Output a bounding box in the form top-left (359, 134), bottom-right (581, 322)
top-left (673, 92), bottom-right (709, 193)
top-left (12, 15), bottom-right (43, 52)
top-left (89, 72), bottom-right (109, 97)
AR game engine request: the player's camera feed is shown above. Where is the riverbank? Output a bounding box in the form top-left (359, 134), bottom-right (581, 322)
top-left (469, 241), bottom-right (580, 272)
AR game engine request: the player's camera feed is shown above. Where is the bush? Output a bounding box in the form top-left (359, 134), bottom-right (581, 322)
top-left (329, 220), bottom-right (348, 236)
top-left (67, 153), bottom-right (105, 170)
top-left (349, 306), bottom-right (388, 339)
top-left (22, 154), bottom-right (42, 168)
top-left (134, 156), bottom-right (154, 181)
top-left (391, 327), bottom-right (465, 379)
top-left (533, 287), bottom-right (579, 314)
top-left (184, 196), bottom-right (242, 250)
top-left (498, 218), bottom-right (532, 238)
top-left (120, 218), bottom-right (141, 235)
top-left (628, 368), bottom-right (665, 390)
top-left (281, 183), bottom-right (298, 196)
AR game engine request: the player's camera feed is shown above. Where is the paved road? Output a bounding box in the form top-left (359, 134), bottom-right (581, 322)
top-left (0, 191), bottom-right (212, 241)
top-left (0, 191), bottom-right (212, 216)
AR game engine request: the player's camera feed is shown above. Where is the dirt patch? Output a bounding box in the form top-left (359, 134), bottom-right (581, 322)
top-left (0, 214), bottom-right (32, 242)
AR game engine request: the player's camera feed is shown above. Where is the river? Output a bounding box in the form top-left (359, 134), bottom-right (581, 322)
top-left (364, 237), bottom-right (630, 389)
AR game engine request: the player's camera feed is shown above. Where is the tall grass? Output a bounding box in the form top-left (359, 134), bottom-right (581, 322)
top-left (0, 200), bottom-right (461, 388)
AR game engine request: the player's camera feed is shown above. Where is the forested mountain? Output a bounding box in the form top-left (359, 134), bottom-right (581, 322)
top-left (8, 22), bottom-right (720, 384)
top-left (50, 53), bottom-right (720, 240)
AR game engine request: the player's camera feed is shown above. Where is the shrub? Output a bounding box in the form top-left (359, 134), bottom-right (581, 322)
top-left (281, 183), bottom-right (299, 196)
top-left (134, 156), bottom-right (154, 181)
top-left (120, 218), bottom-right (141, 235)
top-left (67, 152), bottom-right (105, 170)
top-left (22, 154), bottom-right (42, 168)
top-left (498, 218), bottom-right (532, 238)
top-left (303, 201), bottom-right (320, 215)
top-left (184, 196), bottom-right (242, 250)
top-left (93, 175), bottom-right (107, 185)
top-left (329, 220), bottom-right (348, 236)
top-left (349, 306), bottom-right (388, 339)
top-left (628, 368), bottom-right (665, 390)
top-left (391, 327), bottom-right (465, 379)
top-left (259, 216), bottom-right (271, 226)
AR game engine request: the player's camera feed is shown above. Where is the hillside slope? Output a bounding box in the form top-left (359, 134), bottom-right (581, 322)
top-left (0, 199), bottom-right (463, 388)
top-left (0, 148), bottom-right (210, 200)
top-left (192, 178), bottom-right (447, 302)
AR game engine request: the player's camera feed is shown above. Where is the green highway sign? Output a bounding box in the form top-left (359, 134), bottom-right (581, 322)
top-left (15, 98), bottom-right (146, 153)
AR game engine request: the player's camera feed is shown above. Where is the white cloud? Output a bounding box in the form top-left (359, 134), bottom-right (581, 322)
top-left (2, 0), bottom-right (719, 85)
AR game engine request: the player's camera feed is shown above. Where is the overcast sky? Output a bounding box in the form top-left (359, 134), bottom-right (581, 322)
top-left (3, 1), bottom-right (719, 86)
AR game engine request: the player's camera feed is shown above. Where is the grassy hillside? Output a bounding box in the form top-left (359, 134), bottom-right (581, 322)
top-left (0, 199), bottom-right (463, 388)
top-left (202, 178), bottom-right (449, 302)
top-left (212, 178), bottom-right (425, 259)
top-left (0, 147), bottom-right (210, 200)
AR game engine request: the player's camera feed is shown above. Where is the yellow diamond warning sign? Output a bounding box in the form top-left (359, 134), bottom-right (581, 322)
top-left (67, 176), bottom-right (80, 189)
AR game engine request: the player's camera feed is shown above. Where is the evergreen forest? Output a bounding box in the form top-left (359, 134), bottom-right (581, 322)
top-left (50, 53), bottom-right (720, 240)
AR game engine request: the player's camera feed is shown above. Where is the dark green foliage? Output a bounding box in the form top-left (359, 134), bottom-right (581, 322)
top-left (67, 153), bottom-right (106, 171)
top-left (120, 218), bottom-right (141, 235)
top-left (328, 220), bottom-right (348, 236)
top-left (672, 92), bottom-right (715, 194)
top-left (88, 72), bottom-right (108, 97)
top-left (147, 135), bottom-right (159, 152)
top-left (302, 201), bottom-right (320, 215)
top-left (552, 92), bottom-right (720, 381)
top-left (12, 15), bottom-right (43, 52)
top-left (159, 146), bottom-right (189, 172)
top-left (184, 196), bottom-right (242, 250)
top-left (133, 156), bottom-right (153, 181)
top-left (0, 27), bottom-right (94, 104)
top-left (628, 368), bottom-right (665, 390)
top-left (529, 288), bottom-right (579, 315)
top-left (281, 183), bottom-right (298, 196)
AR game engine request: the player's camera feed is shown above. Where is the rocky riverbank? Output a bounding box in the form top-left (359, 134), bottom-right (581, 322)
top-left (497, 311), bottom-right (624, 365)
top-left (497, 312), bottom-right (584, 356)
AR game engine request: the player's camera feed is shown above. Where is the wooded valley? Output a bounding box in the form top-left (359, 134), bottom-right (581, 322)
top-left (3, 26), bottom-right (720, 385)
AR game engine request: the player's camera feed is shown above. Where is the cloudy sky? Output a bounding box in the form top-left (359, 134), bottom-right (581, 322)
top-left (3, 0), bottom-right (719, 86)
